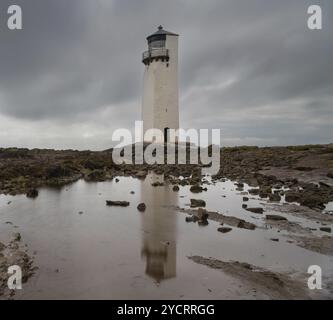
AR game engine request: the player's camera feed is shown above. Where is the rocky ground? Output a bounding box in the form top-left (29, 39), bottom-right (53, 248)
top-left (0, 233), bottom-right (36, 299)
top-left (1, 143), bottom-right (333, 299)
top-left (1, 144), bottom-right (333, 208)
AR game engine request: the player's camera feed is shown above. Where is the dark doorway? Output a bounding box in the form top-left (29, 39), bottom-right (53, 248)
top-left (164, 127), bottom-right (169, 143)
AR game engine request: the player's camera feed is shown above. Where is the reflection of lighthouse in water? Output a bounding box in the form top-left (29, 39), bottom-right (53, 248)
top-left (140, 173), bottom-right (177, 282)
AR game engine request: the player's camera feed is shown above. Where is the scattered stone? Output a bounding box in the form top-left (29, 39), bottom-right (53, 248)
top-left (137, 203), bottom-right (146, 212)
top-left (185, 216), bottom-right (193, 222)
top-left (190, 199), bottom-right (206, 208)
top-left (151, 182), bottom-right (164, 187)
top-left (197, 208), bottom-right (209, 221)
top-left (285, 192), bottom-right (300, 203)
top-left (295, 167), bottom-right (314, 172)
top-left (135, 170), bottom-right (147, 179)
top-left (266, 215), bottom-right (288, 221)
top-left (269, 193), bottom-right (281, 202)
top-left (172, 185), bottom-right (180, 192)
top-left (270, 238), bottom-right (279, 242)
top-left (242, 204), bottom-right (248, 209)
top-left (243, 197), bottom-right (249, 202)
top-left (198, 220), bottom-right (209, 226)
top-left (218, 227), bottom-right (232, 234)
top-left (106, 200), bottom-right (130, 207)
top-left (245, 207), bottom-right (264, 214)
top-left (190, 185), bottom-right (206, 193)
top-left (12, 232), bottom-right (21, 242)
top-left (248, 189), bottom-right (260, 195)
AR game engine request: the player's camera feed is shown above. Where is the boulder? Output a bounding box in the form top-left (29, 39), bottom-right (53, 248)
top-left (197, 208), bottom-right (209, 221)
top-left (217, 227), bottom-right (232, 234)
top-left (269, 193), bottom-right (281, 202)
top-left (265, 215), bottom-right (287, 221)
top-left (285, 192), bottom-right (301, 203)
top-left (190, 185), bottom-right (206, 193)
top-left (246, 207), bottom-right (264, 214)
top-left (137, 203), bottom-right (146, 212)
top-left (190, 199), bottom-right (206, 208)
top-left (248, 188), bottom-right (260, 195)
top-left (106, 200), bottom-right (130, 207)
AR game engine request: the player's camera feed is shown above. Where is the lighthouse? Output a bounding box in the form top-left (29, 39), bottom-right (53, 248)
top-left (142, 26), bottom-right (179, 143)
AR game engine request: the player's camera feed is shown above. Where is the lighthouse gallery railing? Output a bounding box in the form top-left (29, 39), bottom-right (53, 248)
top-left (142, 48), bottom-right (169, 64)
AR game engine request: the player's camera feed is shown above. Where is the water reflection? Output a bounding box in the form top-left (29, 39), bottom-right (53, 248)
top-left (140, 173), bottom-right (177, 282)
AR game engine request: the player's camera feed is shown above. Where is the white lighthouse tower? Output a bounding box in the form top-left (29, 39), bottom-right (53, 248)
top-left (142, 26), bottom-right (179, 143)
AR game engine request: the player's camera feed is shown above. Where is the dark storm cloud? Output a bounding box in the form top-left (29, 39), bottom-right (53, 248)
top-left (0, 0), bottom-right (332, 149)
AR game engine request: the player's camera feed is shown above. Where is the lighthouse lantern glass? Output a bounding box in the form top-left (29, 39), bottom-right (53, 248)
top-left (148, 34), bottom-right (166, 49)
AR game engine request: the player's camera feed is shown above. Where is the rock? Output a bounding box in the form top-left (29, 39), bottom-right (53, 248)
top-left (151, 182), bottom-right (164, 187)
top-left (269, 193), bottom-right (281, 202)
top-left (12, 232), bottom-right (21, 242)
top-left (270, 238), bottom-right (279, 242)
top-left (320, 227), bottom-right (331, 233)
top-left (242, 204), bottom-right (248, 209)
top-left (197, 208), bottom-right (209, 221)
top-left (235, 182), bottom-right (244, 188)
top-left (185, 215), bottom-right (198, 223)
top-left (106, 200), bottom-right (130, 207)
top-left (130, 191), bottom-right (135, 194)
top-left (300, 194), bottom-right (325, 210)
top-left (0, 242), bottom-right (5, 251)
top-left (246, 207), bottom-right (264, 214)
top-left (198, 220), bottom-right (209, 226)
top-left (190, 185), bottom-right (206, 193)
top-left (115, 178), bottom-right (119, 183)
top-left (285, 192), bottom-right (300, 203)
top-left (137, 203), bottom-right (146, 212)
top-left (327, 172), bottom-right (333, 179)
top-left (248, 188), bottom-right (260, 195)
top-left (172, 185), bottom-right (180, 192)
top-left (85, 170), bottom-right (106, 182)
top-left (26, 188), bottom-right (38, 198)
top-left (266, 215), bottom-right (287, 221)
top-left (218, 227), bottom-right (232, 234)
top-left (243, 197), bottom-right (249, 202)
top-left (295, 166), bottom-right (314, 171)
top-left (78, 211), bottom-right (83, 215)
top-left (237, 220), bottom-right (256, 230)
top-left (135, 170), bottom-right (147, 179)
top-left (190, 199), bottom-right (206, 208)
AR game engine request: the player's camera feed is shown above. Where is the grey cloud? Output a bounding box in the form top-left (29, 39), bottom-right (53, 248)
top-left (0, 0), bottom-right (332, 149)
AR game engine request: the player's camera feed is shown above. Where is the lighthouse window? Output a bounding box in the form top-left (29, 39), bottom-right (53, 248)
top-left (148, 34), bottom-right (166, 49)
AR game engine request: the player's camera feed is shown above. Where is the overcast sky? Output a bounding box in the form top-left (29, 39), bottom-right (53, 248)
top-left (0, 0), bottom-right (332, 150)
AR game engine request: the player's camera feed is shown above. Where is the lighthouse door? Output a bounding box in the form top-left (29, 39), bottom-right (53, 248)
top-left (164, 127), bottom-right (169, 143)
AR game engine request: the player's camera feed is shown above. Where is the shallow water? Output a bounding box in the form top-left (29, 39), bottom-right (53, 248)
top-left (0, 173), bottom-right (332, 299)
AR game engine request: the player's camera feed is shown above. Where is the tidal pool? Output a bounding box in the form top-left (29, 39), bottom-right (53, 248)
top-left (0, 173), bottom-right (332, 299)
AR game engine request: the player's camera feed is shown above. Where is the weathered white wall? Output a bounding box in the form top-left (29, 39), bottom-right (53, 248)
top-left (142, 35), bottom-right (179, 142)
